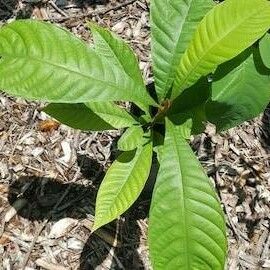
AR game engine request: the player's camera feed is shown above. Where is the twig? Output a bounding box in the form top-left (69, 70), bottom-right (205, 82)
top-left (46, 0), bottom-right (138, 22)
top-left (35, 258), bottom-right (68, 270)
top-left (48, 0), bottom-right (68, 17)
top-left (8, 126), bottom-right (26, 164)
top-left (21, 219), bottom-right (49, 270)
top-left (0, 219), bottom-right (5, 238)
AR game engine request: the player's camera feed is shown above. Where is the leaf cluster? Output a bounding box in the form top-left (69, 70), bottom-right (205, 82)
top-left (1, 0), bottom-right (270, 268)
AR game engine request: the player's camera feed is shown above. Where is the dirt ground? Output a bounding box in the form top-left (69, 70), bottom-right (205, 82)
top-left (0, 0), bottom-right (270, 269)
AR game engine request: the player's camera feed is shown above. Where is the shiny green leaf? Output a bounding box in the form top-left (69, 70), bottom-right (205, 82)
top-left (168, 112), bottom-right (198, 139)
top-left (117, 125), bottom-right (144, 151)
top-left (93, 135), bottom-right (152, 230)
top-left (44, 103), bottom-right (113, 131)
top-left (44, 101), bottom-right (137, 131)
top-left (0, 20), bottom-right (155, 106)
top-left (259, 32), bottom-right (270, 69)
top-left (149, 119), bottom-right (227, 270)
top-left (172, 0), bottom-right (270, 99)
top-left (151, 0), bottom-right (214, 101)
top-left (88, 22), bottom-right (154, 112)
top-left (85, 102), bottom-right (137, 129)
top-left (206, 48), bottom-right (270, 131)
top-left (168, 77), bottom-right (210, 135)
top-left (89, 22), bottom-right (145, 88)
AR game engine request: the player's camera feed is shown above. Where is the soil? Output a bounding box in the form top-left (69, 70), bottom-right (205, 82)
top-left (0, 1), bottom-right (270, 269)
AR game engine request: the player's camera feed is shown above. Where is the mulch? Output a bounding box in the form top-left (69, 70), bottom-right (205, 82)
top-left (0, 0), bottom-right (270, 269)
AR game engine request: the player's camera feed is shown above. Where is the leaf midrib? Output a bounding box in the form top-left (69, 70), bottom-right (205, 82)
top-left (92, 27), bottom-right (145, 89)
top-left (163, 0), bottom-right (193, 97)
top-left (103, 143), bottom-right (151, 219)
top-left (1, 52), bottom-right (146, 100)
top-left (169, 126), bottom-right (190, 269)
top-left (175, 3), bottom-right (268, 95)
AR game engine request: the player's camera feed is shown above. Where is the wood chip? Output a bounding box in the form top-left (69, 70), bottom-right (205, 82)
top-left (35, 258), bottom-right (68, 270)
top-left (49, 218), bottom-right (78, 239)
top-left (4, 199), bottom-right (27, 223)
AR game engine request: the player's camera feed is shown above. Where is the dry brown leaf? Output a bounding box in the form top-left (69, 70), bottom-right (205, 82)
top-left (0, 235), bottom-right (10, 246)
top-left (39, 120), bottom-right (60, 132)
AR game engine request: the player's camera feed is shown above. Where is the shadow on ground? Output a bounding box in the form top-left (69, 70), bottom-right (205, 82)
top-left (8, 154), bottom-right (153, 269)
top-left (259, 104), bottom-right (270, 151)
top-left (0, 0), bottom-right (34, 20)
top-left (0, 0), bottom-right (19, 20)
top-left (80, 200), bottom-right (150, 269)
top-left (72, 0), bottom-right (110, 7)
top-left (54, 0), bottom-right (110, 9)
top-left (0, 0), bottom-right (112, 21)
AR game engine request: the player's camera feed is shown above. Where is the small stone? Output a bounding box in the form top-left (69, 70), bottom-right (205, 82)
top-left (12, 164), bottom-right (24, 172)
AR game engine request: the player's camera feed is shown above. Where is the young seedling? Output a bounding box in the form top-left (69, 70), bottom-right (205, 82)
top-left (1, 0), bottom-right (270, 268)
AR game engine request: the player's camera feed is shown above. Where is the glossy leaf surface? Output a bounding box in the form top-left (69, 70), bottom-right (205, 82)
top-left (172, 0), bottom-right (270, 99)
top-left (89, 22), bottom-right (153, 112)
top-left (85, 102), bottom-right (137, 129)
top-left (168, 108), bottom-right (205, 137)
top-left (168, 77), bottom-right (210, 135)
top-left (151, 0), bottom-right (214, 101)
top-left (93, 136), bottom-right (152, 230)
top-left (89, 22), bottom-right (145, 88)
top-left (260, 33), bottom-right (270, 69)
top-left (206, 48), bottom-right (270, 131)
top-left (149, 119), bottom-right (227, 270)
top-left (44, 102), bottom-right (136, 131)
top-left (0, 20), bottom-right (154, 105)
top-left (117, 125), bottom-right (144, 151)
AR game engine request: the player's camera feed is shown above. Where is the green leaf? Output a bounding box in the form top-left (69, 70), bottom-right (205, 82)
top-left (169, 77), bottom-right (210, 115)
top-left (206, 48), bottom-right (270, 131)
top-left (260, 32), bottom-right (270, 69)
top-left (89, 22), bottom-right (154, 112)
top-left (44, 103), bottom-right (113, 131)
top-left (89, 22), bottom-right (145, 88)
top-left (172, 0), bottom-right (270, 100)
top-left (151, 0), bottom-right (214, 101)
top-left (117, 125), bottom-right (144, 151)
top-left (168, 112), bottom-right (198, 139)
top-left (0, 20), bottom-right (155, 106)
top-left (153, 130), bottom-right (164, 162)
top-left (85, 102), bottom-right (137, 129)
top-left (168, 105), bottom-right (207, 136)
top-left (149, 119), bottom-right (227, 270)
top-left (93, 135), bottom-right (152, 230)
top-left (44, 102), bottom-right (137, 131)
top-left (168, 77), bottom-right (210, 135)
